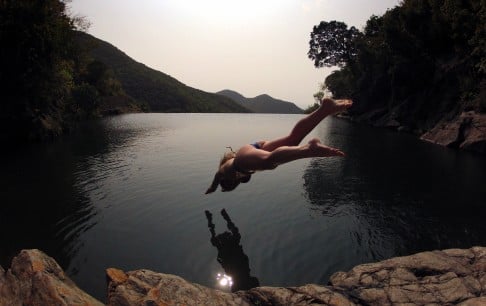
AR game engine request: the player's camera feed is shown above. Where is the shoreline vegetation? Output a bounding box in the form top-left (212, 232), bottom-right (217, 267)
top-left (1, 0), bottom-right (484, 154)
top-left (307, 0), bottom-right (485, 154)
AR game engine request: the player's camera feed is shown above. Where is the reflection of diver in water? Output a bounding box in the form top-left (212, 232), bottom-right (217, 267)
top-left (205, 209), bottom-right (259, 292)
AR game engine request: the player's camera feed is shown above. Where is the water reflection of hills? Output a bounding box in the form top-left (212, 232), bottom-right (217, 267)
top-left (303, 118), bottom-right (486, 260)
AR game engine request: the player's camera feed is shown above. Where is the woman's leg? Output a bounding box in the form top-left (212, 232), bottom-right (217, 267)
top-left (260, 99), bottom-right (352, 152)
top-left (262, 138), bottom-right (344, 169)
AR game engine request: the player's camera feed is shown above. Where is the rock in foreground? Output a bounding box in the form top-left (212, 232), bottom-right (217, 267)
top-left (0, 249), bottom-right (103, 306)
top-left (329, 247), bottom-right (486, 305)
top-left (106, 247), bottom-right (486, 305)
top-left (1, 247), bottom-right (485, 305)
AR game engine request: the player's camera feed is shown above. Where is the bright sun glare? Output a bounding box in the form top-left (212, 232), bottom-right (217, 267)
top-left (216, 273), bottom-right (233, 288)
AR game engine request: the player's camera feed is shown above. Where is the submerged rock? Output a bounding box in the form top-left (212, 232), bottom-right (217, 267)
top-left (1, 247), bottom-right (485, 305)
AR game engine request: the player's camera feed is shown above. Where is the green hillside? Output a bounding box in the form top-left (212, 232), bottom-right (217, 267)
top-left (76, 32), bottom-right (250, 113)
top-left (0, 0), bottom-right (249, 144)
top-left (217, 90), bottom-right (303, 114)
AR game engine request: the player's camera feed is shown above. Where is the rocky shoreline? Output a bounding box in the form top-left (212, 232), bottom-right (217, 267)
top-left (348, 110), bottom-right (486, 155)
top-left (421, 111), bottom-right (486, 154)
top-left (1, 247), bottom-right (485, 305)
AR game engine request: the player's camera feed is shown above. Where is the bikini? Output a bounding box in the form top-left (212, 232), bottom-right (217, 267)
top-left (251, 142), bottom-right (261, 149)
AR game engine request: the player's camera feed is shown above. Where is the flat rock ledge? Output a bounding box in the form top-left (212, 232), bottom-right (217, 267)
top-left (1, 247), bottom-right (485, 306)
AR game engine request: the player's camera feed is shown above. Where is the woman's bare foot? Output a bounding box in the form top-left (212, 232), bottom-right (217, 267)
top-left (319, 98), bottom-right (353, 115)
top-left (308, 138), bottom-right (345, 157)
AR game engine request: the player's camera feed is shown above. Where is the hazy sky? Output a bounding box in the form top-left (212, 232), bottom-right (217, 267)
top-left (70, 0), bottom-right (400, 109)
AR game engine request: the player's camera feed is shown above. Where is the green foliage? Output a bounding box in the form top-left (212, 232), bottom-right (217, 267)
top-left (0, 0), bottom-right (124, 141)
top-left (325, 68), bottom-right (356, 99)
top-left (0, 0), bottom-right (77, 140)
top-left (308, 21), bottom-right (361, 68)
top-left (72, 83), bottom-right (100, 114)
top-left (310, 0), bottom-right (486, 131)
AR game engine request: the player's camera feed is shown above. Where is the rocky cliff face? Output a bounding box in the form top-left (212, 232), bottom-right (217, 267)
top-left (354, 110), bottom-right (486, 155)
top-left (0, 249), bottom-right (103, 306)
top-left (1, 247), bottom-right (485, 305)
top-left (421, 112), bottom-right (486, 154)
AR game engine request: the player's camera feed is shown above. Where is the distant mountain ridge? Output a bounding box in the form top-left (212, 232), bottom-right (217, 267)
top-left (217, 90), bottom-right (303, 114)
top-left (76, 32), bottom-right (250, 113)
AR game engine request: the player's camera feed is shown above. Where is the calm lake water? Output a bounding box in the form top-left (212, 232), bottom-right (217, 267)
top-left (1, 113), bottom-right (486, 301)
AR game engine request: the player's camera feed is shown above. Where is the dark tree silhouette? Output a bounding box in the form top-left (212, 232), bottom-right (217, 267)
top-left (308, 21), bottom-right (361, 68)
top-left (0, 0), bottom-right (77, 141)
top-left (309, 0), bottom-right (486, 132)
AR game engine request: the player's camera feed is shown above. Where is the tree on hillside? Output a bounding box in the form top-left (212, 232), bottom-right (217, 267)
top-left (309, 0), bottom-right (486, 131)
top-left (0, 0), bottom-right (80, 141)
top-left (0, 0), bottom-right (102, 142)
top-left (308, 21), bottom-right (361, 68)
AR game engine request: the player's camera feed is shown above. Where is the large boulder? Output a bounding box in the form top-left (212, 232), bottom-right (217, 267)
top-left (329, 247), bottom-right (486, 305)
top-left (0, 249), bottom-right (103, 306)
